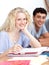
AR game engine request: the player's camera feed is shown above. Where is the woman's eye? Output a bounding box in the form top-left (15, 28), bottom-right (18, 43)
top-left (23, 18), bottom-right (27, 20)
top-left (17, 19), bottom-right (21, 21)
top-left (16, 18), bottom-right (27, 21)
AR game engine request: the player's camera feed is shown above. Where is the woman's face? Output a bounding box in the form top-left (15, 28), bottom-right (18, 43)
top-left (15, 12), bottom-right (27, 30)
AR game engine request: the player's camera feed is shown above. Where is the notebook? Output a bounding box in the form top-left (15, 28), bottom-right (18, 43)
top-left (8, 47), bottom-right (49, 57)
top-left (0, 60), bottom-right (30, 65)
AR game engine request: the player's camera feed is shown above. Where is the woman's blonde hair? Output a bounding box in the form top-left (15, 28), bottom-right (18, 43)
top-left (0, 7), bottom-right (31, 32)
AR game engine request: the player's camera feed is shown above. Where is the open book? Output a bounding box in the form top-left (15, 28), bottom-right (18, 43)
top-left (8, 47), bottom-right (49, 57)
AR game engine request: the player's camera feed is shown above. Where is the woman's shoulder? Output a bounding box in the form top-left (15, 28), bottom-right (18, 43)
top-left (0, 31), bottom-right (8, 37)
top-left (0, 31), bottom-right (9, 44)
top-left (0, 31), bottom-right (7, 34)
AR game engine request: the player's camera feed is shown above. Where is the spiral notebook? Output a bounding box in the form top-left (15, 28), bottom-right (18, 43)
top-left (8, 47), bottom-right (49, 57)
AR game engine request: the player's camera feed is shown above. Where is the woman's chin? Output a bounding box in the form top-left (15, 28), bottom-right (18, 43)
top-left (20, 27), bottom-right (24, 30)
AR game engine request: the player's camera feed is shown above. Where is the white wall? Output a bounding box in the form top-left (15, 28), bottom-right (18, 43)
top-left (0, 0), bottom-right (49, 26)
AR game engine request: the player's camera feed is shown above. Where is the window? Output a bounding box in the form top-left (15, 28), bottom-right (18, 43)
top-left (45, 0), bottom-right (49, 12)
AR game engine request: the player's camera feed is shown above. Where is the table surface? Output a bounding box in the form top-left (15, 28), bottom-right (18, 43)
top-left (41, 61), bottom-right (49, 65)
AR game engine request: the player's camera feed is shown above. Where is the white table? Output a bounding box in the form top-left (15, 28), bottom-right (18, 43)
top-left (8, 55), bottom-right (48, 65)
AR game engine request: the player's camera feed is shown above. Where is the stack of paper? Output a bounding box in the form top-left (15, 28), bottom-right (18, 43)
top-left (8, 47), bottom-right (49, 57)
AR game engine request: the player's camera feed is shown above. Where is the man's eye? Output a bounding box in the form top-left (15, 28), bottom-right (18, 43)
top-left (37, 16), bottom-right (41, 18)
top-left (43, 17), bottom-right (46, 19)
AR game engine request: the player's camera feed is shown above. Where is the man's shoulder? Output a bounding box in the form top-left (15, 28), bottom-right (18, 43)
top-left (28, 22), bottom-right (34, 29)
top-left (42, 24), bottom-right (46, 29)
top-left (27, 22), bottom-right (35, 34)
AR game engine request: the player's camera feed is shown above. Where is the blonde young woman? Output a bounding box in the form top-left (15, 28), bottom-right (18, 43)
top-left (0, 7), bottom-right (41, 57)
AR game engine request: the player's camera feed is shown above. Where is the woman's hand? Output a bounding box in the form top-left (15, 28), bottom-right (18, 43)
top-left (21, 22), bottom-right (29, 34)
top-left (13, 44), bottom-right (23, 53)
top-left (0, 44), bottom-right (23, 58)
top-left (9, 44), bottom-right (23, 54)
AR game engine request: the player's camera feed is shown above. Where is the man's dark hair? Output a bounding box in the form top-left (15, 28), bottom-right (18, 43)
top-left (33, 7), bottom-right (47, 16)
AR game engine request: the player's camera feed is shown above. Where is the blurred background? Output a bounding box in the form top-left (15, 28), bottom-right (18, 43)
top-left (0, 0), bottom-right (49, 26)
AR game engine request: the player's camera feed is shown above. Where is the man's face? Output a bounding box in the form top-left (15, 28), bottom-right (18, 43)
top-left (33, 13), bottom-right (46, 28)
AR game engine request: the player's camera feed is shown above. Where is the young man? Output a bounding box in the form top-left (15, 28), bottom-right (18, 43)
top-left (28, 7), bottom-right (49, 46)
